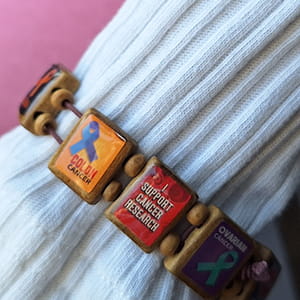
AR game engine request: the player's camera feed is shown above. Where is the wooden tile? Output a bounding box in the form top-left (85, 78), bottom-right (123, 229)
top-left (164, 205), bottom-right (255, 299)
top-left (49, 108), bottom-right (135, 204)
top-left (19, 64), bottom-right (79, 135)
top-left (105, 157), bottom-right (197, 252)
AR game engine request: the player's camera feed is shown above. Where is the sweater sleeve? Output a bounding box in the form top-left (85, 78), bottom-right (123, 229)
top-left (0, 0), bottom-right (299, 299)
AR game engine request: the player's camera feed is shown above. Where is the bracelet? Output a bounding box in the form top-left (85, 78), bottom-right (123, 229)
top-left (19, 64), bottom-right (280, 300)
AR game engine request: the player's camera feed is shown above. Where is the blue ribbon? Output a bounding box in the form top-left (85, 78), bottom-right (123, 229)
top-left (70, 121), bottom-right (100, 162)
top-left (197, 251), bottom-right (239, 286)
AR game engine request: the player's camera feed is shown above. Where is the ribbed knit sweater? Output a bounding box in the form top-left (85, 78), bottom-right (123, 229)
top-left (0, 0), bottom-right (299, 299)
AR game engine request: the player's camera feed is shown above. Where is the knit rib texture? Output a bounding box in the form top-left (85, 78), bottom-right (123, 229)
top-left (0, 0), bottom-right (299, 299)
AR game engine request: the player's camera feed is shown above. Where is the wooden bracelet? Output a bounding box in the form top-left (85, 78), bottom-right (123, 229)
top-left (19, 64), bottom-right (280, 299)
top-left (19, 64), bottom-right (138, 204)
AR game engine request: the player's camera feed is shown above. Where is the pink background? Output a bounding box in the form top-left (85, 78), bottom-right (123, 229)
top-left (0, 0), bottom-right (124, 135)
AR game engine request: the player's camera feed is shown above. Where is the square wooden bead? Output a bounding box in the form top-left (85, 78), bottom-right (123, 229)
top-left (164, 205), bottom-right (255, 299)
top-left (105, 157), bottom-right (197, 252)
top-left (48, 108), bottom-right (135, 204)
top-left (19, 64), bottom-right (79, 135)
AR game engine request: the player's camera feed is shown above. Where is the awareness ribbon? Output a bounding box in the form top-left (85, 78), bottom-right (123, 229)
top-left (70, 121), bottom-right (100, 162)
top-left (197, 251), bottom-right (239, 286)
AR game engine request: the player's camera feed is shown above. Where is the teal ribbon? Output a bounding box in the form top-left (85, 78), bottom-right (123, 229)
top-left (197, 251), bottom-right (239, 286)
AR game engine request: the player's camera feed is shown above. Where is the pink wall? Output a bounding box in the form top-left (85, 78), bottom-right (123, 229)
top-left (0, 0), bottom-right (124, 135)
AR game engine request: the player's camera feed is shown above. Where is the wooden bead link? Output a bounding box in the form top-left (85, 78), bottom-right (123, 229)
top-left (124, 153), bottom-right (146, 177)
top-left (159, 233), bottom-right (181, 256)
top-left (221, 278), bottom-right (244, 299)
top-left (103, 181), bottom-right (123, 202)
top-left (186, 203), bottom-right (209, 226)
top-left (50, 88), bottom-right (74, 110)
top-left (34, 113), bottom-right (57, 136)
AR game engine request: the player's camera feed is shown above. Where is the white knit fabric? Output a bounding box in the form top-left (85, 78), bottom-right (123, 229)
top-left (0, 0), bottom-right (299, 299)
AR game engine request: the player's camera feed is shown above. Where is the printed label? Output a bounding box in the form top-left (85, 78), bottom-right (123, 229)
top-left (20, 65), bottom-right (61, 115)
top-left (182, 221), bottom-right (254, 297)
top-left (55, 114), bottom-right (126, 193)
top-left (114, 165), bottom-right (193, 247)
